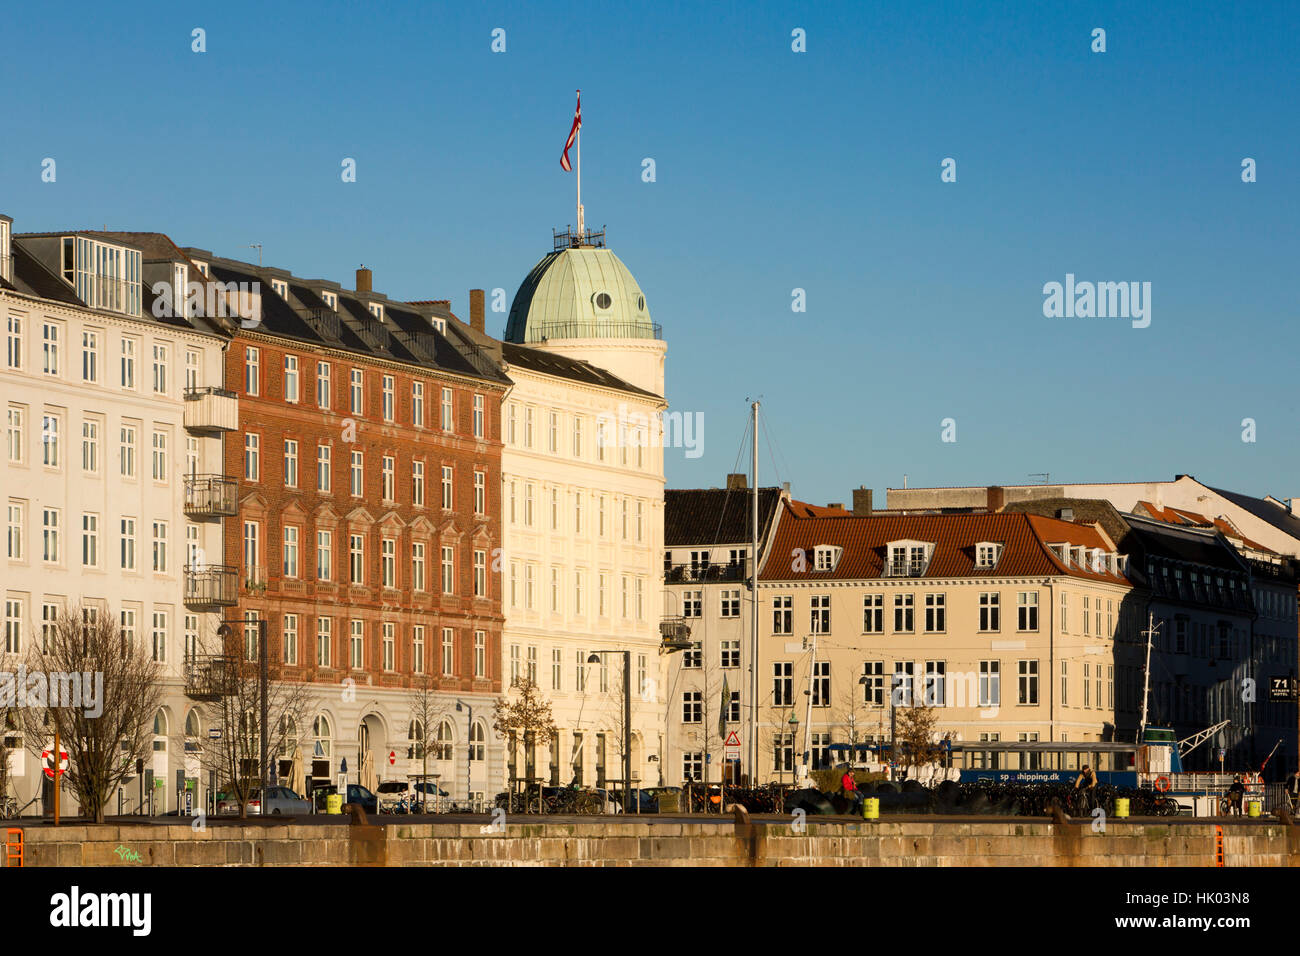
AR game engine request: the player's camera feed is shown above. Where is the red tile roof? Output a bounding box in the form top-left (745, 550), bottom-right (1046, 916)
top-left (787, 500), bottom-right (852, 518)
top-left (1134, 501), bottom-right (1275, 554)
top-left (760, 505), bottom-right (1130, 584)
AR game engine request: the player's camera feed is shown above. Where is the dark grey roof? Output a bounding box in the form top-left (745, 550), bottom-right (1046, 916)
top-left (665, 487), bottom-right (782, 547)
top-left (1121, 514), bottom-right (1247, 573)
top-left (502, 341), bottom-right (658, 398)
top-left (1207, 485), bottom-right (1300, 545)
top-left (9, 244), bottom-right (83, 305)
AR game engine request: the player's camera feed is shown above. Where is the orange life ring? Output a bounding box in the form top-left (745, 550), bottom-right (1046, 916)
top-left (1155, 776), bottom-right (1172, 792)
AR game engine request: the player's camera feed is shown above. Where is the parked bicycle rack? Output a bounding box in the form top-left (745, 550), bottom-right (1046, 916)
top-left (6, 828), bottom-right (22, 868)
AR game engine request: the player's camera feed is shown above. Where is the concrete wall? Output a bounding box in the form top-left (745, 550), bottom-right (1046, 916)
top-left (6, 819), bottom-right (1298, 867)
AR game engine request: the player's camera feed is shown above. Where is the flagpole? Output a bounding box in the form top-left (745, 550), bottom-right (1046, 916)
top-left (575, 89), bottom-right (584, 236)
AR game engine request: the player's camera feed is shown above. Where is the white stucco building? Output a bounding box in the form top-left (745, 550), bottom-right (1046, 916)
top-left (1, 221), bottom-right (233, 815)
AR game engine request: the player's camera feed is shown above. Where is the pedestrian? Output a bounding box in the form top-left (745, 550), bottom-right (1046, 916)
top-left (1227, 775), bottom-right (1245, 816)
top-left (841, 766), bottom-right (862, 813)
top-left (1074, 765), bottom-right (1098, 813)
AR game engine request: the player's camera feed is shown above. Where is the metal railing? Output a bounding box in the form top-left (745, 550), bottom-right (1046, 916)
top-left (183, 385), bottom-right (237, 401)
top-left (526, 319), bottom-right (662, 342)
top-left (664, 562), bottom-right (747, 584)
top-left (184, 654), bottom-right (236, 700)
top-left (554, 227), bottom-right (605, 250)
top-left (184, 565), bottom-right (238, 608)
top-left (306, 307), bottom-right (341, 341)
top-left (183, 474), bottom-right (238, 517)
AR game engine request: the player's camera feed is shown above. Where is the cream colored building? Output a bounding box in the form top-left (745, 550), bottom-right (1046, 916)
top-left (494, 230), bottom-right (669, 792)
top-left (754, 507), bottom-right (1141, 783)
top-left (1, 221), bottom-right (233, 814)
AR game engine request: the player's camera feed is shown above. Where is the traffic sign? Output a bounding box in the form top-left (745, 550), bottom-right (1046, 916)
top-left (724, 731), bottom-right (741, 747)
top-left (388, 750), bottom-right (396, 766)
top-left (208, 728), bottom-right (222, 740)
top-left (724, 748), bottom-right (740, 762)
top-left (41, 747), bottom-right (69, 779)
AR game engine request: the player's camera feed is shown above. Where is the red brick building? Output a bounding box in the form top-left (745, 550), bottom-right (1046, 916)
top-left (186, 250), bottom-right (510, 803)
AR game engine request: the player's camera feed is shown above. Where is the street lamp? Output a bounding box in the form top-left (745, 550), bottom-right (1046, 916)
top-left (455, 699), bottom-right (473, 811)
top-left (787, 712), bottom-right (799, 789)
top-left (588, 651), bottom-right (632, 813)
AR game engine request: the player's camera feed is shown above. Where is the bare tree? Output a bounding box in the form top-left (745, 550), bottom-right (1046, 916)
top-left (409, 674), bottom-right (439, 811)
top-left (18, 605), bottom-right (163, 824)
top-left (190, 628), bottom-right (312, 819)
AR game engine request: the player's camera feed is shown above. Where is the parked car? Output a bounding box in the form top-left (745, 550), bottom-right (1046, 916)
top-left (311, 784), bottom-right (378, 814)
top-left (216, 787), bottom-right (311, 816)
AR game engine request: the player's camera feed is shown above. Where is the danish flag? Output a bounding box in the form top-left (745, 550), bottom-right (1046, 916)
top-left (560, 90), bottom-right (581, 171)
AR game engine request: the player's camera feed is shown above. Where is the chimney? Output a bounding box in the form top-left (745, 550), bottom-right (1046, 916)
top-left (1057, 507), bottom-right (1075, 522)
top-left (827, 503), bottom-right (843, 511)
top-left (726, 473), bottom-right (747, 491)
top-left (987, 486), bottom-right (1006, 513)
top-left (356, 266), bottom-right (372, 293)
top-left (852, 487), bottom-right (873, 516)
top-left (469, 289), bottom-right (485, 333)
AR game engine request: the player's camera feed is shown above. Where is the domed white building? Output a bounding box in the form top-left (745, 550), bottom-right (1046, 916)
top-left (494, 229), bottom-right (670, 798)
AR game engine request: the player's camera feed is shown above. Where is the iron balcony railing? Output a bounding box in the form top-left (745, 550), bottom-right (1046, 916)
top-left (184, 565), bottom-right (238, 608)
top-left (183, 474), bottom-right (238, 517)
top-left (664, 562), bottom-right (747, 584)
top-left (184, 654), bottom-right (236, 700)
top-left (660, 616), bottom-right (693, 651)
top-left (554, 227), bottom-right (606, 250)
top-left (182, 386), bottom-right (238, 433)
top-left (526, 319), bottom-right (662, 342)
top-left (306, 307), bottom-right (341, 341)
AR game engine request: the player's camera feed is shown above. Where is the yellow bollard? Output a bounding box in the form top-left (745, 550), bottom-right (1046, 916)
top-left (1247, 800), bottom-right (1261, 818)
top-left (326, 794), bottom-right (343, 815)
top-left (1114, 797), bottom-right (1129, 818)
top-left (863, 797), bottom-right (879, 821)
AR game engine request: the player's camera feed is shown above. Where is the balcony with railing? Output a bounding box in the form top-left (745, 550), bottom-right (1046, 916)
top-left (184, 565), bottom-right (238, 608)
top-left (183, 474), bottom-right (238, 518)
top-left (183, 386), bottom-right (238, 433)
top-left (664, 562), bottom-right (747, 584)
top-left (660, 616), bottom-right (693, 651)
top-left (184, 654), bottom-right (236, 700)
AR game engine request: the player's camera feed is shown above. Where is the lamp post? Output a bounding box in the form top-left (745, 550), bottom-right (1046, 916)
top-left (455, 699), bottom-right (473, 811)
top-left (787, 712), bottom-right (799, 789)
top-left (589, 651), bottom-right (632, 813)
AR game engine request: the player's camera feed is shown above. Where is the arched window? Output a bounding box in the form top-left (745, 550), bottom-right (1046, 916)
top-left (408, 719), bottom-right (425, 760)
top-left (312, 715), bottom-right (331, 758)
top-left (279, 714), bottom-right (299, 757)
top-left (434, 719), bottom-right (454, 761)
top-left (184, 709), bottom-right (202, 753)
top-left (470, 720), bottom-right (486, 761)
top-left (152, 710), bottom-right (168, 752)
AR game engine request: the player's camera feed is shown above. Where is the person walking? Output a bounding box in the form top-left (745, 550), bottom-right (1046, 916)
top-left (1226, 775), bottom-right (1245, 816)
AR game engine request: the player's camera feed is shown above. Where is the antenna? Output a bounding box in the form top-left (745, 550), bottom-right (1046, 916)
top-left (248, 243), bottom-right (262, 267)
top-left (1029, 473), bottom-right (1050, 484)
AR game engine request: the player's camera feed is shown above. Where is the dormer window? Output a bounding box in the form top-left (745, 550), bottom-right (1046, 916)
top-left (974, 542), bottom-right (1003, 569)
top-left (59, 235), bottom-right (142, 317)
top-left (887, 541), bottom-right (931, 577)
top-left (270, 278), bottom-right (288, 299)
top-left (813, 545), bottom-right (842, 572)
top-left (368, 302), bottom-right (384, 322)
top-left (192, 260), bottom-right (209, 277)
top-left (431, 317), bottom-right (446, 334)
top-left (321, 291), bottom-right (337, 310)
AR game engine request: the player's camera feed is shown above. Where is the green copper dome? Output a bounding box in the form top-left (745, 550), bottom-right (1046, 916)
top-left (505, 243), bottom-right (659, 343)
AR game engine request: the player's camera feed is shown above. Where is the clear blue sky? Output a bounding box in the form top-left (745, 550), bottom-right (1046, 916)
top-left (4, 0), bottom-right (1297, 505)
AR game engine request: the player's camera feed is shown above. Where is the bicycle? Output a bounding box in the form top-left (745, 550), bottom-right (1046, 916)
top-left (0, 795), bottom-right (18, 820)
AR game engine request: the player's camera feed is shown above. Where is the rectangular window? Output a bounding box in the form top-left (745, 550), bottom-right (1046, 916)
top-left (773, 595), bottom-right (793, 634)
top-left (120, 517), bottom-right (136, 570)
top-left (721, 640), bottom-right (740, 668)
top-left (350, 369), bottom-right (364, 415)
top-left (811, 595), bottom-right (831, 633)
top-left (979, 592), bottom-right (1000, 631)
top-left (474, 550), bottom-right (487, 598)
top-left (862, 662), bottom-right (884, 705)
top-left (475, 631), bottom-right (486, 678)
top-left (283, 614), bottom-right (299, 665)
top-left (979, 660), bottom-right (1000, 707)
top-left (152, 520), bottom-right (168, 572)
top-left (381, 375), bottom-right (394, 421)
top-left (283, 440), bottom-right (298, 488)
top-left (441, 466), bottom-right (453, 509)
top-left (350, 620), bottom-right (364, 669)
top-left (720, 589), bottom-right (740, 618)
top-left (316, 444), bottom-right (331, 492)
top-left (1017, 591), bottom-right (1039, 631)
top-left (381, 538), bottom-right (396, 588)
top-left (1060, 661), bottom-right (1069, 707)
top-left (316, 617), bottom-right (332, 667)
top-left (42, 413), bottom-right (60, 467)
top-left (924, 593), bottom-right (945, 632)
top-left (42, 322), bottom-right (61, 376)
top-left (411, 542), bottom-right (426, 591)
top-left (812, 661), bottom-right (830, 707)
top-left (863, 593), bottom-right (884, 633)
top-left (6, 501), bottom-right (24, 560)
top-left (82, 330), bottom-right (99, 382)
top-left (243, 433), bottom-right (259, 481)
top-left (42, 508), bottom-right (61, 563)
top-left (381, 456), bottom-right (395, 501)
top-left (316, 530), bottom-right (333, 581)
top-left (349, 534), bottom-right (364, 585)
top-left (281, 526), bottom-right (299, 578)
top-left (894, 593), bottom-right (914, 632)
top-left (150, 342), bottom-right (168, 394)
top-left (525, 407), bottom-right (534, 447)
top-left (4, 598), bottom-right (22, 654)
top-left (149, 430), bottom-right (167, 481)
top-left (473, 394), bottom-right (485, 438)
top-left (573, 415), bottom-right (583, 457)
top-left (474, 471), bottom-right (486, 515)
top-left (441, 388), bottom-right (453, 431)
top-left (150, 610), bottom-right (167, 663)
top-left (683, 641), bottom-right (701, 669)
top-left (442, 546), bottom-right (455, 594)
top-left (412, 460), bottom-right (425, 507)
top-left (892, 662), bottom-right (914, 706)
top-left (773, 662), bottom-right (793, 706)
top-left (81, 420), bottom-right (99, 473)
top-left (284, 355), bottom-right (300, 403)
top-left (81, 512), bottom-right (98, 566)
top-left (412, 625), bottom-right (425, 674)
top-left (316, 361), bottom-right (331, 409)
top-left (412, 382), bottom-right (424, 427)
top-left (6, 315), bottom-right (22, 370)
top-left (923, 661), bottom-right (946, 706)
top-left (442, 628), bottom-right (454, 675)
top-left (244, 346), bottom-right (259, 395)
top-left (550, 646), bottom-right (561, 689)
top-left (681, 691), bottom-right (702, 724)
top-left (6, 406), bottom-right (24, 463)
top-left (1018, 660), bottom-right (1039, 705)
top-left (382, 622), bottom-right (395, 671)
top-left (350, 451), bottom-right (363, 496)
